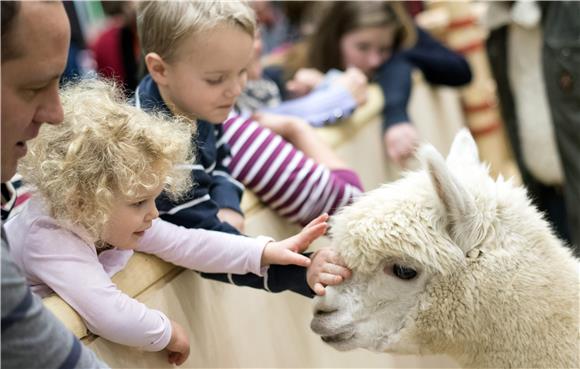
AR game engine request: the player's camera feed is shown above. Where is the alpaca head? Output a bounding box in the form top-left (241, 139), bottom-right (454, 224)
top-left (311, 129), bottom-right (578, 361)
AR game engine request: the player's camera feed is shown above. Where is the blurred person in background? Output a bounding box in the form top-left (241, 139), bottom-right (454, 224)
top-left (486, 1), bottom-right (571, 245)
top-left (541, 1), bottom-right (580, 255)
top-left (91, 1), bottom-right (139, 92)
top-left (270, 1), bottom-right (472, 167)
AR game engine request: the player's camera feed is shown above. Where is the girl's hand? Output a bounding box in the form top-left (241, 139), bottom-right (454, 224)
top-left (261, 214), bottom-right (329, 267)
top-left (383, 123), bottom-right (419, 167)
top-left (307, 248), bottom-right (352, 296)
top-left (166, 320), bottom-right (190, 366)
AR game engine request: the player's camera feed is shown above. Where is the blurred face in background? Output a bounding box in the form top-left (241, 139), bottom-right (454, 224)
top-left (1, 2), bottom-right (70, 182)
top-left (339, 25), bottom-right (395, 77)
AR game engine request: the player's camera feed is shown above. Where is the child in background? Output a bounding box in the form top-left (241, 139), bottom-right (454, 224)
top-left (5, 80), bottom-right (331, 365)
top-left (135, 0), bottom-right (352, 296)
top-left (279, 1), bottom-right (472, 166)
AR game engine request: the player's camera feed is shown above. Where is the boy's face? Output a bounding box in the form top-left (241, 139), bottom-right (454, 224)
top-left (101, 184), bottom-right (163, 250)
top-left (164, 25), bottom-right (254, 123)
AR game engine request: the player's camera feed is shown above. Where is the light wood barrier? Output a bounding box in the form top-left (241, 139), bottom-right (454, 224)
top-left (44, 79), bottom-right (465, 367)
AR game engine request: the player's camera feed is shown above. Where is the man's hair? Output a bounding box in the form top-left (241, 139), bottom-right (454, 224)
top-left (136, 0), bottom-right (256, 62)
top-left (1, 1), bottom-right (21, 61)
top-left (19, 79), bottom-right (195, 243)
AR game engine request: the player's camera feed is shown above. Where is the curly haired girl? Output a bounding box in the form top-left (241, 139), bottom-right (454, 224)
top-left (5, 79), bottom-right (328, 365)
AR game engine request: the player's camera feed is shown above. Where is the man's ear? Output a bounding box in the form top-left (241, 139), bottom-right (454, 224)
top-left (145, 52), bottom-right (169, 87)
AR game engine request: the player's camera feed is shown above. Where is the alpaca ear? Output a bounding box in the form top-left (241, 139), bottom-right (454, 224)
top-left (446, 128), bottom-right (480, 168)
top-left (420, 144), bottom-right (478, 255)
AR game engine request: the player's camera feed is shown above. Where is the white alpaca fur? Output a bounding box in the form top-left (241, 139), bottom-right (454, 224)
top-left (311, 129), bottom-right (579, 368)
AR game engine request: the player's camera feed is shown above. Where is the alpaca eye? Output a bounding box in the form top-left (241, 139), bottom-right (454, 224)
top-left (393, 264), bottom-right (417, 280)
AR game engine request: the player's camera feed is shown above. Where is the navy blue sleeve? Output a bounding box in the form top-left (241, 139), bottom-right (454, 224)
top-left (210, 126), bottom-right (244, 215)
top-left (401, 28), bottom-right (472, 86)
top-left (157, 194), bottom-right (314, 297)
top-left (375, 53), bottom-right (414, 130)
top-left (375, 27), bottom-right (472, 131)
top-left (200, 260), bottom-right (314, 298)
top-left (157, 195), bottom-right (241, 234)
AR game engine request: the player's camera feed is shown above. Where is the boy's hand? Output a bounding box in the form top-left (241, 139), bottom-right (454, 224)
top-left (307, 248), bottom-right (352, 296)
top-left (261, 214), bottom-right (329, 267)
top-left (217, 208), bottom-right (245, 233)
top-left (166, 320), bottom-right (190, 366)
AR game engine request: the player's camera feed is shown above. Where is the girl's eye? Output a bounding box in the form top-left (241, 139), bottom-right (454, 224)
top-left (392, 264), bottom-right (417, 280)
top-left (132, 200), bottom-right (146, 207)
top-left (356, 44), bottom-right (370, 52)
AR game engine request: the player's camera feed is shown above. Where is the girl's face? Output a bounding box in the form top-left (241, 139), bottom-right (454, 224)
top-left (101, 184), bottom-right (163, 250)
top-left (162, 25), bottom-right (254, 123)
top-left (340, 25), bottom-right (396, 77)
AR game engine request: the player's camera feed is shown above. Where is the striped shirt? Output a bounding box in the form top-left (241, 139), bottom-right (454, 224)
top-left (223, 115), bottom-right (364, 225)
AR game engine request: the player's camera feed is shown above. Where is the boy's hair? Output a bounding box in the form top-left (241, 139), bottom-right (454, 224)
top-left (137, 0), bottom-right (256, 62)
top-left (19, 79), bottom-right (195, 242)
top-left (137, 0), bottom-right (256, 61)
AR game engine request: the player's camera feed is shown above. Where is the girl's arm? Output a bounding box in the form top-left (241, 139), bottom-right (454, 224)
top-left (401, 27), bottom-right (472, 86)
top-left (137, 216), bottom-right (328, 274)
top-left (262, 68), bottom-right (367, 127)
top-left (137, 219), bottom-right (268, 275)
top-left (24, 225), bottom-right (172, 352)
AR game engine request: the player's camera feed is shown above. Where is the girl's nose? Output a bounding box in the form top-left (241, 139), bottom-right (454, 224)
top-left (146, 204), bottom-right (159, 221)
top-left (368, 51), bottom-right (383, 69)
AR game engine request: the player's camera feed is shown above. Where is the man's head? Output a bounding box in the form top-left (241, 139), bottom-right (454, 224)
top-left (1, 1), bottom-right (70, 182)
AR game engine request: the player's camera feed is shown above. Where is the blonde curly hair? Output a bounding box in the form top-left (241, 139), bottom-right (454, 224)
top-left (19, 79), bottom-right (195, 242)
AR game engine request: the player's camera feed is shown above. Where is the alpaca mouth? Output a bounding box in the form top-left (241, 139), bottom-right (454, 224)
top-left (321, 331), bottom-right (355, 343)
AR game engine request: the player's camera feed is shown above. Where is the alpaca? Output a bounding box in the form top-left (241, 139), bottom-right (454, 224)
top-left (310, 129), bottom-right (579, 368)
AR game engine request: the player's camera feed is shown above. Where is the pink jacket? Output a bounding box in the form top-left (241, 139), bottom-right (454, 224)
top-left (5, 197), bottom-right (269, 351)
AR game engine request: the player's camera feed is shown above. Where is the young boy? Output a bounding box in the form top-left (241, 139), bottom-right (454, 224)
top-left (135, 1), bottom-right (350, 297)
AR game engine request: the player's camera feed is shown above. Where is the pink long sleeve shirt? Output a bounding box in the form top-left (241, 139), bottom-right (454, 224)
top-left (5, 197), bottom-right (270, 351)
